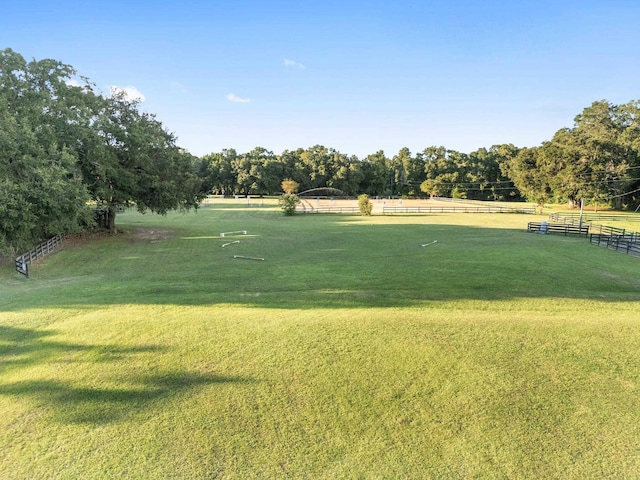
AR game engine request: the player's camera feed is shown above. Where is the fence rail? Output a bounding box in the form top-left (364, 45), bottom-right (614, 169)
top-left (544, 212), bottom-right (640, 257)
top-left (15, 235), bottom-right (64, 265)
top-left (528, 215), bottom-right (640, 258)
top-left (385, 205), bottom-right (536, 214)
top-left (586, 224), bottom-right (640, 239)
top-left (550, 212), bottom-right (640, 224)
top-left (431, 197), bottom-right (536, 213)
top-left (297, 206), bottom-right (360, 213)
top-left (527, 222), bottom-right (590, 236)
top-left (590, 233), bottom-right (640, 256)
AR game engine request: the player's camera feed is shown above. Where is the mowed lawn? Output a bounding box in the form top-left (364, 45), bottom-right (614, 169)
top-left (1, 200), bottom-right (639, 479)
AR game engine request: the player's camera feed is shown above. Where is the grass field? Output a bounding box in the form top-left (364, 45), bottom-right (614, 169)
top-left (1, 200), bottom-right (639, 479)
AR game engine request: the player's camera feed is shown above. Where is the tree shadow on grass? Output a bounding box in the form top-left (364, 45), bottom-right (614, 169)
top-left (0, 325), bottom-right (255, 424)
top-left (0, 372), bottom-right (253, 424)
top-left (0, 325), bottom-right (164, 374)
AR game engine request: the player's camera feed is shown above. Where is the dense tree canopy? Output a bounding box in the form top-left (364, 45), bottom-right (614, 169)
top-left (86, 90), bottom-right (202, 232)
top-left (0, 49), bottom-right (202, 253)
top-left (197, 144), bottom-right (523, 201)
top-left (1, 49), bottom-right (94, 253)
top-left (196, 100), bottom-right (640, 211)
top-left (505, 100), bottom-right (640, 209)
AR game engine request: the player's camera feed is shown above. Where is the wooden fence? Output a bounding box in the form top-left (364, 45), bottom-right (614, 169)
top-left (15, 235), bottom-right (64, 266)
top-left (544, 213), bottom-right (640, 257)
top-left (527, 222), bottom-right (590, 236)
top-left (297, 206), bottom-right (360, 213)
top-left (385, 205), bottom-right (536, 214)
top-left (590, 233), bottom-right (640, 256)
top-left (430, 197), bottom-right (537, 214)
top-left (528, 215), bottom-right (640, 258)
top-left (549, 212), bottom-right (640, 224)
top-left (298, 205), bottom-right (536, 214)
top-left (587, 224), bottom-right (640, 241)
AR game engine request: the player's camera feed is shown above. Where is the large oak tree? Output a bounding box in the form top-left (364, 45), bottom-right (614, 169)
top-left (85, 90), bottom-right (202, 233)
top-left (0, 49), bottom-right (202, 253)
top-left (506, 100), bottom-right (640, 209)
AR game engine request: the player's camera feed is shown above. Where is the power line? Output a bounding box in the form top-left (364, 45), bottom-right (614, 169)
top-left (600, 186), bottom-right (640, 200)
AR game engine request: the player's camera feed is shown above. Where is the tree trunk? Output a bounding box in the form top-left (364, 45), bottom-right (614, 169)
top-left (107, 207), bottom-right (117, 234)
top-left (614, 197), bottom-right (623, 210)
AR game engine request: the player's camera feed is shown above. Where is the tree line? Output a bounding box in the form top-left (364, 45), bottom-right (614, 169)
top-left (197, 99), bottom-right (640, 211)
top-left (2, 48), bottom-right (640, 254)
top-left (196, 144), bottom-right (521, 201)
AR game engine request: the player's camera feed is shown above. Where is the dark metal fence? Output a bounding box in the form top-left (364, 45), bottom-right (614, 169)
top-left (542, 212), bottom-right (640, 257)
top-left (527, 222), bottom-right (590, 236)
top-left (590, 233), bottom-right (640, 256)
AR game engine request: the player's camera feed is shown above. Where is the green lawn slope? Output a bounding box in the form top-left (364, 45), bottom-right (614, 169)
top-left (1, 200), bottom-right (638, 478)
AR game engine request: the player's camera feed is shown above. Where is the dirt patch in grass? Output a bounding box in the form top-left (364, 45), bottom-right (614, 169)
top-left (130, 228), bottom-right (175, 243)
top-left (64, 228), bottom-right (175, 244)
top-left (63, 228), bottom-right (175, 248)
top-left (63, 230), bottom-right (111, 247)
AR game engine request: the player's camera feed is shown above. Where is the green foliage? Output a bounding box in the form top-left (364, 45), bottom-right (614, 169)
top-left (361, 150), bottom-right (392, 196)
top-left (358, 193), bottom-right (372, 215)
top-left (451, 186), bottom-right (467, 199)
top-left (0, 48), bottom-right (203, 248)
top-left (86, 90), bottom-right (203, 232)
top-left (0, 49), bottom-right (94, 252)
top-left (505, 100), bottom-right (640, 209)
top-left (278, 193), bottom-right (300, 215)
top-left (197, 148), bottom-right (238, 195)
top-left (420, 145), bottom-right (520, 201)
top-left (420, 178), bottom-right (437, 197)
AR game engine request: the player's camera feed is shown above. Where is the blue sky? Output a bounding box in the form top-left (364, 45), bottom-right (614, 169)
top-left (3, 0), bottom-right (640, 158)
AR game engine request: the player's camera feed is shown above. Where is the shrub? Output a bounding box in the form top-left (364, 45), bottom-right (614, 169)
top-left (452, 187), bottom-right (467, 199)
top-left (279, 193), bottom-right (301, 216)
top-left (358, 194), bottom-right (373, 216)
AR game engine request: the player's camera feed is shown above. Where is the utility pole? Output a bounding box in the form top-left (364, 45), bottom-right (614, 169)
top-left (578, 198), bottom-right (584, 234)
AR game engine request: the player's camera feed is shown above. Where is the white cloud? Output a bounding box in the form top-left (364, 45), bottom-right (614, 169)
top-left (226, 93), bottom-right (251, 103)
top-left (109, 85), bottom-right (146, 102)
top-left (284, 58), bottom-right (305, 69)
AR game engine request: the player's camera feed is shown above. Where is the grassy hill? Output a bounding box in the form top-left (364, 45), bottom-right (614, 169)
top-left (1, 200), bottom-right (639, 478)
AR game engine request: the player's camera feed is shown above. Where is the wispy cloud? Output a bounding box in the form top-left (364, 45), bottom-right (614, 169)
top-left (226, 93), bottom-right (251, 103)
top-left (170, 81), bottom-right (188, 94)
top-left (110, 85), bottom-right (146, 102)
top-left (284, 58), bottom-right (305, 69)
